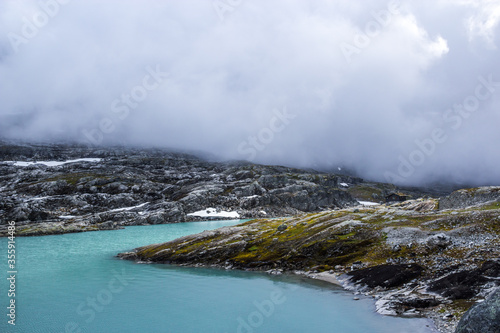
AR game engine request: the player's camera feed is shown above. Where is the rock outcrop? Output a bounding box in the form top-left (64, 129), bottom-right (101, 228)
top-left (439, 187), bottom-right (500, 210)
top-left (455, 288), bottom-right (500, 333)
top-left (346, 264), bottom-right (424, 289)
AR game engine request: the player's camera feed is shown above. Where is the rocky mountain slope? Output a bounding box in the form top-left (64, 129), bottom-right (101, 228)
top-left (3, 142), bottom-right (498, 332)
top-left (119, 187), bottom-right (500, 333)
top-left (0, 142), bottom-right (427, 236)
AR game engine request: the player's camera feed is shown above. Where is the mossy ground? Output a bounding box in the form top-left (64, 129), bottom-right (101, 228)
top-left (347, 184), bottom-right (387, 202)
top-left (135, 201), bottom-right (498, 266)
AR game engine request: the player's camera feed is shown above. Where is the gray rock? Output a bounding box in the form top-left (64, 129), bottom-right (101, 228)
top-left (456, 288), bottom-right (500, 333)
top-left (277, 224), bottom-right (288, 231)
top-left (426, 233), bottom-right (452, 249)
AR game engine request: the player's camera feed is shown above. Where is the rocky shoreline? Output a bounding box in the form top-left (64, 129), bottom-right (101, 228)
top-left (118, 187), bottom-right (500, 333)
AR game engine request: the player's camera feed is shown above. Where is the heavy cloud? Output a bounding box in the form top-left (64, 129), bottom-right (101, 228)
top-left (0, 0), bottom-right (499, 185)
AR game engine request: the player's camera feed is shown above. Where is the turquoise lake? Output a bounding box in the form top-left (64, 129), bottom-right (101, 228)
top-left (0, 220), bottom-right (437, 333)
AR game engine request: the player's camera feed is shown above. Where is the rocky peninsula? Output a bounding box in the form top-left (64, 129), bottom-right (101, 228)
top-left (119, 187), bottom-right (500, 332)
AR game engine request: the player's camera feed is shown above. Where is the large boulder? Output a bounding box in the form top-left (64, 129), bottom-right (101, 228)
top-left (455, 288), bottom-right (500, 333)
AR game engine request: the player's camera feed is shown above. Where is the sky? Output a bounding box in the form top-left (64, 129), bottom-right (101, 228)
top-left (0, 0), bottom-right (499, 186)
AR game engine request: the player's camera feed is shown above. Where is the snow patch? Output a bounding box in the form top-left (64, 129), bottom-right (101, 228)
top-left (59, 215), bottom-right (77, 219)
top-left (108, 202), bottom-right (149, 213)
top-left (187, 208), bottom-right (240, 219)
top-left (340, 183), bottom-right (349, 187)
top-left (25, 196), bottom-right (52, 202)
top-left (6, 158), bottom-right (102, 167)
top-left (358, 201), bottom-right (379, 206)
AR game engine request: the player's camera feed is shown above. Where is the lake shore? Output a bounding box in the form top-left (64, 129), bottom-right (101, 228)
top-left (303, 270), bottom-right (452, 333)
top-left (119, 188), bottom-right (500, 333)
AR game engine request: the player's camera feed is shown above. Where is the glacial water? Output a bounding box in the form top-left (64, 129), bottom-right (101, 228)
top-left (0, 220), bottom-right (436, 333)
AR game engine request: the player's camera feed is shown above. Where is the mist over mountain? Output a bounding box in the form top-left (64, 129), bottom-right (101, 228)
top-left (1, 0), bottom-right (499, 186)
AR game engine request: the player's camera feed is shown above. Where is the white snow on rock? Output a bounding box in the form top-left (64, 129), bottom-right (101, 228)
top-left (358, 201), bottom-right (380, 206)
top-left (25, 196), bottom-right (51, 202)
top-left (187, 208), bottom-right (240, 218)
top-left (108, 202), bottom-right (149, 213)
top-left (6, 158), bottom-right (102, 167)
top-left (59, 215), bottom-right (77, 219)
top-left (340, 183), bottom-right (349, 187)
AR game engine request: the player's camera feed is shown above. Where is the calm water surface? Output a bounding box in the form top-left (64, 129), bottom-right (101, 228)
top-left (0, 220), bottom-right (436, 333)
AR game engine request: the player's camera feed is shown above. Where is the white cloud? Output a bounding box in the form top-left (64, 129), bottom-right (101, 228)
top-left (0, 0), bottom-right (499, 186)
top-left (449, 0), bottom-right (500, 47)
top-left (471, 1), bottom-right (500, 46)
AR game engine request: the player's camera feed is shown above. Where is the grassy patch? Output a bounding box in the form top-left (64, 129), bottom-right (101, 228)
top-left (347, 185), bottom-right (384, 201)
top-left (475, 201), bottom-right (500, 211)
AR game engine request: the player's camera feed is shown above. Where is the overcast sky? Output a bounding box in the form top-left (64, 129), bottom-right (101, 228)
top-left (1, 0), bottom-right (499, 186)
